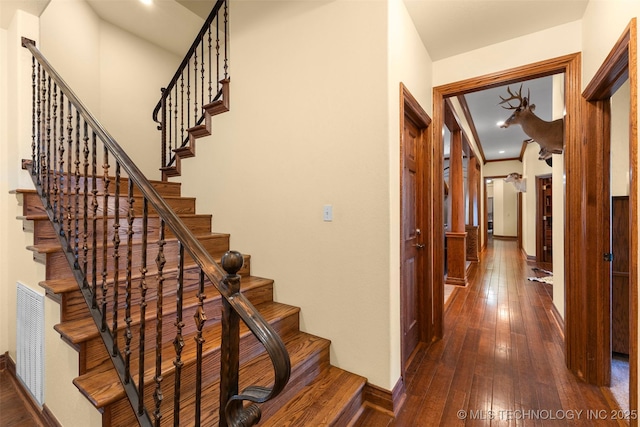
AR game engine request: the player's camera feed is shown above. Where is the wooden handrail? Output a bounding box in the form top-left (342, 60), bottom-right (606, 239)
top-left (152, 0), bottom-right (229, 172)
top-left (22, 38), bottom-right (290, 427)
top-left (151, 0), bottom-right (226, 126)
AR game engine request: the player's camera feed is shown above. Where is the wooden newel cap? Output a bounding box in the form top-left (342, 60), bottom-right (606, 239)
top-left (221, 250), bottom-right (244, 275)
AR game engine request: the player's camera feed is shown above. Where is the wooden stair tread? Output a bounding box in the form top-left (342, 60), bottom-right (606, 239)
top-left (260, 366), bottom-right (366, 427)
top-left (53, 275), bottom-right (275, 344)
top-left (27, 232), bottom-right (230, 254)
top-left (73, 301), bottom-right (302, 407)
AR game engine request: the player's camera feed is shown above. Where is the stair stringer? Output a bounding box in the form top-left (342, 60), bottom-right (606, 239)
top-left (161, 79), bottom-right (230, 181)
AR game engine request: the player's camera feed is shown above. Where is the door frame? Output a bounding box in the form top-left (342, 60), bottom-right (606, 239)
top-left (400, 83), bottom-right (432, 376)
top-left (581, 18), bottom-right (637, 419)
top-left (433, 52), bottom-right (582, 367)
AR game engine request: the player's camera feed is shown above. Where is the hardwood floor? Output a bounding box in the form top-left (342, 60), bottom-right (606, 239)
top-left (0, 369), bottom-right (44, 427)
top-left (357, 238), bottom-right (626, 426)
top-left (0, 239), bottom-right (627, 426)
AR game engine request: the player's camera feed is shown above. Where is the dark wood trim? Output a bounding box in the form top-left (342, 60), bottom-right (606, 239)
top-left (434, 52), bottom-right (581, 363)
top-left (492, 235), bottom-right (517, 241)
top-left (522, 248), bottom-right (536, 261)
top-left (0, 351), bottom-right (7, 370)
top-left (485, 157), bottom-right (522, 163)
top-left (550, 303), bottom-right (565, 340)
top-left (42, 406), bottom-right (62, 427)
top-left (457, 95), bottom-right (487, 164)
top-left (519, 140), bottom-right (529, 161)
top-left (581, 18), bottom-right (637, 424)
top-left (363, 377), bottom-right (407, 417)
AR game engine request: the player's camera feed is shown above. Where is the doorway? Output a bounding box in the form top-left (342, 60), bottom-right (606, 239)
top-left (584, 18), bottom-right (638, 418)
top-left (536, 174), bottom-right (553, 265)
top-left (399, 84), bottom-right (433, 375)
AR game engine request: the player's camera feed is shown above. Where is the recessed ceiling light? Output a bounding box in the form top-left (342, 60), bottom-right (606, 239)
top-left (140, 0), bottom-right (153, 5)
top-left (499, 150), bottom-right (505, 154)
top-left (496, 121), bottom-right (504, 127)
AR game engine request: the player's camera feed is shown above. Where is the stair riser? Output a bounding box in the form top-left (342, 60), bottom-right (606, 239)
top-left (39, 235), bottom-right (231, 280)
top-left (97, 312), bottom-right (301, 426)
top-left (22, 191), bottom-right (196, 217)
top-left (111, 332), bottom-right (330, 427)
top-left (31, 215), bottom-right (212, 246)
top-left (34, 174), bottom-right (182, 197)
top-left (81, 282), bottom-right (275, 373)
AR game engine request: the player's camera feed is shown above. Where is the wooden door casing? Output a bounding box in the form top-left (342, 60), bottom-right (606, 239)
top-left (400, 84), bottom-right (432, 375)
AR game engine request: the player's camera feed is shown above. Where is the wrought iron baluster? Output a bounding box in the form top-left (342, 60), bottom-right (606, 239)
top-left (112, 162), bottom-right (121, 356)
top-left (174, 86), bottom-right (179, 159)
top-left (201, 41), bottom-right (205, 111)
top-left (153, 220), bottom-right (166, 427)
top-left (36, 63), bottom-right (43, 185)
top-left (186, 62), bottom-right (191, 131)
top-left (66, 103), bottom-right (73, 249)
top-left (31, 55), bottom-right (36, 169)
top-left (44, 75), bottom-right (51, 206)
top-left (160, 88), bottom-right (167, 171)
top-left (173, 243), bottom-right (185, 426)
top-left (124, 179), bottom-right (135, 383)
top-left (193, 49), bottom-right (198, 123)
top-left (73, 110), bottom-right (81, 268)
top-left (224, 0), bottom-right (228, 79)
top-left (208, 26), bottom-right (213, 102)
top-left (101, 147), bottom-right (110, 332)
top-left (167, 91), bottom-right (172, 168)
top-left (91, 132), bottom-right (98, 307)
top-left (138, 197), bottom-right (149, 416)
top-left (52, 83), bottom-right (59, 219)
top-left (194, 269), bottom-right (207, 427)
top-left (82, 122), bottom-right (90, 280)
top-left (216, 13), bottom-right (220, 86)
top-left (180, 75), bottom-right (184, 151)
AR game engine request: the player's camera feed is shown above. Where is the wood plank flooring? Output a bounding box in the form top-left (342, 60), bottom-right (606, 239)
top-left (0, 369), bottom-right (44, 426)
top-left (357, 239), bottom-right (626, 426)
top-left (0, 239), bottom-right (627, 426)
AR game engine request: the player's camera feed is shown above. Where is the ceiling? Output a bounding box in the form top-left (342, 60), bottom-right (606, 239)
top-left (463, 75), bottom-right (559, 162)
top-left (3, 0), bottom-right (589, 163)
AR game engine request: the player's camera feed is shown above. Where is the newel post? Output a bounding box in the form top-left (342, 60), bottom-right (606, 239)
top-left (219, 251), bottom-right (250, 427)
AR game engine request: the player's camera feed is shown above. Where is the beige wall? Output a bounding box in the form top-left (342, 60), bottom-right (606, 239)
top-left (387, 0), bottom-right (433, 386)
top-left (611, 79), bottom-right (630, 198)
top-left (493, 179), bottom-right (518, 237)
top-left (39, 0), bottom-right (179, 177)
top-left (522, 144), bottom-right (553, 257)
top-left (175, 0), bottom-right (433, 391)
top-left (2, 2), bottom-right (182, 425)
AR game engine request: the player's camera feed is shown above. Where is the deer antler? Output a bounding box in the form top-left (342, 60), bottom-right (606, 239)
top-left (499, 84), bottom-right (526, 110)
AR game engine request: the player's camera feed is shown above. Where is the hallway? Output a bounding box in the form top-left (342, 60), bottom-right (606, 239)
top-left (358, 239), bottom-right (625, 426)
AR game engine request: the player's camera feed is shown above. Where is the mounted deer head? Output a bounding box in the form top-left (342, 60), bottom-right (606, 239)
top-left (499, 84), bottom-right (564, 162)
top-left (504, 172), bottom-right (526, 192)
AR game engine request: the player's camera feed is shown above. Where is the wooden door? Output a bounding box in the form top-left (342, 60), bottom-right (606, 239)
top-left (612, 196), bottom-right (630, 354)
top-left (536, 175), bottom-right (553, 264)
top-left (401, 113), bottom-right (426, 370)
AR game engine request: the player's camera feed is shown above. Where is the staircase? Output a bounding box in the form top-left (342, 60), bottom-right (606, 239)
top-left (15, 4), bottom-right (383, 421)
top-left (16, 182), bottom-right (369, 426)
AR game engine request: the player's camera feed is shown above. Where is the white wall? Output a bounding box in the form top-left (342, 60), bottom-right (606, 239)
top-left (176, 0), bottom-right (397, 389)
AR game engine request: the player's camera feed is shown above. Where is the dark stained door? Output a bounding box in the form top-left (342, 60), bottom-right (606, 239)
top-left (401, 115), bottom-right (426, 369)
